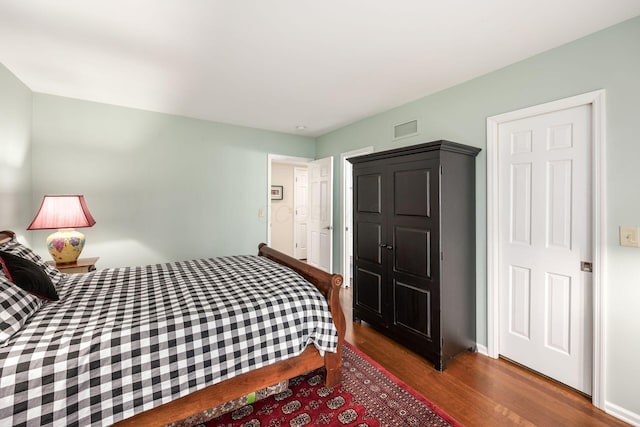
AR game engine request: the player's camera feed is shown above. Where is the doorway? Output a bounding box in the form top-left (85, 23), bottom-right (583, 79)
top-left (267, 154), bottom-right (311, 258)
top-left (267, 154), bottom-right (335, 272)
top-left (341, 147), bottom-right (374, 287)
top-left (486, 90), bottom-right (606, 407)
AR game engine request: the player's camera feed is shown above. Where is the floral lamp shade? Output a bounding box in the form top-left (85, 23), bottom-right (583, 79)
top-left (27, 195), bottom-right (96, 264)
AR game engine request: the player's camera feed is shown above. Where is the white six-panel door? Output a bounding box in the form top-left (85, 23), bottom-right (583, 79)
top-left (294, 167), bottom-right (309, 260)
top-left (308, 156), bottom-right (333, 272)
top-left (498, 104), bottom-right (593, 394)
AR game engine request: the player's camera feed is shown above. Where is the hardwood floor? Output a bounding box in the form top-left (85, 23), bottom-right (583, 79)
top-left (340, 288), bottom-right (628, 426)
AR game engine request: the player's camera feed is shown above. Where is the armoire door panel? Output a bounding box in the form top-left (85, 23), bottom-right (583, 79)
top-left (356, 174), bottom-right (382, 213)
top-left (394, 226), bottom-right (431, 279)
top-left (355, 268), bottom-right (383, 314)
top-left (356, 222), bottom-right (382, 264)
top-left (394, 280), bottom-right (431, 338)
top-left (394, 169), bottom-right (430, 217)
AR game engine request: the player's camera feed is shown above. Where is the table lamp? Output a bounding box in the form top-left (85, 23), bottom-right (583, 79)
top-left (27, 195), bottom-right (96, 264)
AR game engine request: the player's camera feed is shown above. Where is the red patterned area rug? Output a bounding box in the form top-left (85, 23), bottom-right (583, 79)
top-left (203, 343), bottom-right (461, 426)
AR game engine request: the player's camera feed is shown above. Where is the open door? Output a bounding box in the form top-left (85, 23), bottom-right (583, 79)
top-left (307, 156), bottom-right (333, 272)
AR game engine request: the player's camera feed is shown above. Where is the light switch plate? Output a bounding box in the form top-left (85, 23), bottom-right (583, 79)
top-left (620, 226), bottom-right (640, 247)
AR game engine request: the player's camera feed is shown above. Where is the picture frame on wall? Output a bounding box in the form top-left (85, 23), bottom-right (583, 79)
top-left (271, 185), bottom-right (283, 200)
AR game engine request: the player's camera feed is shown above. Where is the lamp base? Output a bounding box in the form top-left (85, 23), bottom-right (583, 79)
top-left (46, 229), bottom-right (86, 264)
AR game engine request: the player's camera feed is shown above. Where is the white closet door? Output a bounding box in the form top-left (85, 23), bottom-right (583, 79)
top-left (498, 104), bottom-right (593, 394)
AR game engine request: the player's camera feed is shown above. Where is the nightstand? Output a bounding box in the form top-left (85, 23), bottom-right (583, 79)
top-left (46, 257), bottom-right (99, 274)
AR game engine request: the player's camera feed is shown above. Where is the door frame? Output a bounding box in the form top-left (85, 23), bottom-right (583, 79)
top-left (341, 147), bottom-right (374, 287)
top-left (486, 90), bottom-right (607, 408)
top-left (267, 154), bottom-right (313, 248)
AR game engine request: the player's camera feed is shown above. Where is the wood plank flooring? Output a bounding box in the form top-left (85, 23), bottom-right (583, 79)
top-left (340, 288), bottom-right (628, 426)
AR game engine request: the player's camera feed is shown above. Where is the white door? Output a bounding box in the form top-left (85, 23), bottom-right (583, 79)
top-left (294, 167), bottom-right (308, 259)
top-left (498, 104), bottom-right (593, 394)
top-left (308, 156), bottom-right (333, 272)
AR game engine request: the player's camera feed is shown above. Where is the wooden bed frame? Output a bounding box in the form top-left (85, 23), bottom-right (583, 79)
top-left (115, 243), bottom-right (345, 426)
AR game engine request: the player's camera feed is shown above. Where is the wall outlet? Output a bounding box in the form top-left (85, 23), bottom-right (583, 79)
top-left (619, 226), bottom-right (640, 247)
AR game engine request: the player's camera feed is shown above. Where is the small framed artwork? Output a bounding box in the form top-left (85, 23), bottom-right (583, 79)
top-left (271, 185), bottom-right (283, 200)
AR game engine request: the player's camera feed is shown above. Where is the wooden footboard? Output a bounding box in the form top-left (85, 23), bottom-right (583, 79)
top-left (258, 243), bottom-right (346, 387)
top-left (115, 244), bottom-right (345, 426)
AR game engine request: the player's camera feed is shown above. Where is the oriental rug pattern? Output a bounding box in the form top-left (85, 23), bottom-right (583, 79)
top-left (202, 343), bottom-right (461, 426)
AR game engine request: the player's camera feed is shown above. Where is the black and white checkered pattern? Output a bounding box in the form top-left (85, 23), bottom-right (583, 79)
top-left (0, 275), bottom-right (43, 345)
top-left (0, 255), bottom-right (338, 426)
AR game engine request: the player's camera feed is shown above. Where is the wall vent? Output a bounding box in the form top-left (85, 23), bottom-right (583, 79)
top-left (393, 119), bottom-right (418, 139)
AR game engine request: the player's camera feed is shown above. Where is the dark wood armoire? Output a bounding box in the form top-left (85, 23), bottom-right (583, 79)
top-left (349, 140), bottom-right (480, 370)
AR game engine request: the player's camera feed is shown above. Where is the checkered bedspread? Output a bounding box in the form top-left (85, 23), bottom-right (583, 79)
top-left (0, 255), bottom-right (339, 426)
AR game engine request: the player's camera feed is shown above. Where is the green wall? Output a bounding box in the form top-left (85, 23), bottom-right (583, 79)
top-left (0, 64), bottom-right (32, 238)
top-left (317, 15), bottom-right (640, 419)
top-left (30, 94), bottom-right (316, 267)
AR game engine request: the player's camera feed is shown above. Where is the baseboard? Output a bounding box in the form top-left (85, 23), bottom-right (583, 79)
top-left (605, 401), bottom-right (640, 426)
top-left (475, 343), bottom-right (489, 356)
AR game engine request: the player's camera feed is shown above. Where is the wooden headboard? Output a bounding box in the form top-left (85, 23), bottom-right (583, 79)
top-left (0, 230), bottom-right (16, 244)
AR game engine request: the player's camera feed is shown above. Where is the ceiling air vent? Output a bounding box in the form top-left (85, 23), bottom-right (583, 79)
top-left (393, 119), bottom-right (418, 140)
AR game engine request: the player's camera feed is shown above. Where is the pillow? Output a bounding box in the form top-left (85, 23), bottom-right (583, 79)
top-left (0, 251), bottom-right (59, 301)
top-left (0, 234), bottom-right (65, 285)
top-left (0, 275), bottom-right (42, 346)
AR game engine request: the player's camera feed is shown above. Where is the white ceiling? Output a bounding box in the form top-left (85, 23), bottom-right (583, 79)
top-left (1, 1), bottom-right (639, 137)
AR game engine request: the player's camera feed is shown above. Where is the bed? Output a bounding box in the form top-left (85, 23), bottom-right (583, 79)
top-left (0, 231), bottom-right (345, 426)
